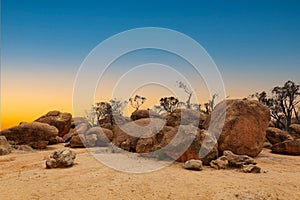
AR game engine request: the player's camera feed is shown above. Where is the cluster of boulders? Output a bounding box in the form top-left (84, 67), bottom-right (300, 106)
top-left (3, 98), bottom-right (286, 174)
top-left (63, 99), bottom-right (271, 171)
top-left (265, 124), bottom-right (300, 155)
top-left (0, 111), bottom-right (72, 151)
top-left (0, 99), bottom-right (272, 165)
top-left (184, 150), bottom-right (261, 173)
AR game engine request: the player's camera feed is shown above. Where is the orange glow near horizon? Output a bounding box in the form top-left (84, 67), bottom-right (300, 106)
top-left (1, 67), bottom-right (278, 130)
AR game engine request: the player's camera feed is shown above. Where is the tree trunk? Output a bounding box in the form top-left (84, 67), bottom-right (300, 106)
top-left (186, 93), bottom-right (192, 109)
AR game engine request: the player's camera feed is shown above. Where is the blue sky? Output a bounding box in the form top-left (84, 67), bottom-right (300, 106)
top-left (1, 0), bottom-right (300, 127)
top-left (2, 0), bottom-right (300, 73)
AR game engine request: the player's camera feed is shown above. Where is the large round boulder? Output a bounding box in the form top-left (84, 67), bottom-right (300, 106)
top-left (35, 110), bottom-right (72, 137)
top-left (271, 139), bottom-right (300, 155)
top-left (206, 99), bottom-right (270, 157)
top-left (166, 109), bottom-right (207, 129)
top-left (266, 127), bottom-right (294, 145)
top-left (0, 122), bottom-right (58, 148)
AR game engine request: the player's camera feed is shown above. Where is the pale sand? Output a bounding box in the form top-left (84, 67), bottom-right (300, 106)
top-left (0, 144), bottom-right (300, 200)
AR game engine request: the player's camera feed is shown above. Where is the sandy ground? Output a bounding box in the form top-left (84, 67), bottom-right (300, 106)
top-left (0, 144), bottom-right (300, 200)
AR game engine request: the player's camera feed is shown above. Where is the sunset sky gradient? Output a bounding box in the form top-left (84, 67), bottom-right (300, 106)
top-left (1, 0), bottom-right (300, 129)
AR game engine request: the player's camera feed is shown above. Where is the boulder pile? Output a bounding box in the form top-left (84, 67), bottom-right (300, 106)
top-left (1, 99), bottom-right (274, 171)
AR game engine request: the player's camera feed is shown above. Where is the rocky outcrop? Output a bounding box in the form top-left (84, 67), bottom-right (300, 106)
top-left (166, 109), bottom-right (207, 129)
top-left (46, 149), bottom-right (76, 168)
top-left (64, 122), bottom-right (90, 143)
top-left (69, 135), bottom-right (85, 148)
top-left (206, 99), bottom-right (270, 157)
top-left (271, 139), bottom-right (300, 155)
top-left (99, 114), bottom-right (131, 130)
top-left (242, 165), bottom-right (261, 173)
top-left (86, 127), bottom-right (113, 146)
top-left (210, 150), bottom-right (258, 171)
top-left (183, 159), bottom-right (203, 171)
top-left (289, 124), bottom-right (300, 138)
top-left (176, 129), bottom-right (218, 164)
top-left (266, 127), bottom-right (294, 145)
top-left (112, 118), bottom-right (165, 151)
top-left (0, 122), bottom-right (58, 149)
top-left (0, 136), bottom-right (12, 155)
top-left (35, 110), bottom-right (72, 137)
top-left (223, 150), bottom-right (256, 168)
top-left (131, 109), bottom-right (162, 121)
top-left (135, 125), bottom-right (171, 154)
top-left (210, 156), bottom-right (229, 169)
top-left (135, 123), bottom-right (218, 164)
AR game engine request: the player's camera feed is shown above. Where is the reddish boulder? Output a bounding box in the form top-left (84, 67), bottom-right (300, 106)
top-left (266, 127), bottom-right (293, 145)
top-left (35, 110), bottom-right (72, 137)
top-left (31, 141), bottom-right (49, 149)
top-left (289, 124), bottom-right (300, 138)
top-left (159, 125), bottom-right (218, 164)
top-left (131, 109), bottom-right (162, 121)
top-left (135, 126), bottom-right (171, 154)
top-left (0, 136), bottom-right (12, 155)
top-left (166, 109), bottom-right (207, 129)
top-left (206, 99), bottom-right (270, 157)
top-left (70, 135), bottom-right (85, 148)
top-left (0, 122), bottom-right (58, 148)
top-left (271, 139), bottom-right (300, 155)
top-left (99, 114), bottom-right (130, 130)
top-left (86, 127), bottom-right (113, 146)
top-left (112, 118), bottom-right (165, 152)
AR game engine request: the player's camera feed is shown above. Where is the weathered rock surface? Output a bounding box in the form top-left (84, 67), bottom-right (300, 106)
top-left (55, 136), bottom-right (65, 143)
top-left (206, 99), bottom-right (270, 157)
top-left (242, 164), bottom-right (261, 173)
top-left (70, 135), bottom-right (85, 148)
top-left (263, 141), bottom-right (273, 149)
top-left (99, 114), bottom-right (130, 130)
top-left (112, 118), bottom-right (165, 152)
top-left (85, 134), bottom-right (98, 147)
top-left (35, 110), bottom-right (72, 137)
top-left (210, 156), bottom-right (229, 169)
top-left (178, 129), bottom-right (218, 165)
top-left (135, 124), bottom-right (218, 164)
top-left (63, 129), bottom-right (78, 142)
top-left (30, 140), bottom-right (49, 149)
top-left (0, 122), bottom-right (58, 148)
top-left (271, 139), bottom-right (300, 155)
top-left (0, 136), bottom-right (12, 155)
top-left (266, 127), bottom-right (294, 145)
top-left (158, 125), bottom-right (218, 164)
top-left (223, 150), bottom-right (256, 168)
top-left (210, 151), bottom-right (257, 170)
top-left (166, 109), bottom-right (207, 129)
top-left (15, 145), bottom-right (33, 151)
top-left (183, 159), bottom-right (203, 171)
top-left (131, 109), bottom-right (162, 121)
top-left (86, 127), bottom-right (113, 146)
top-left (289, 124), bottom-right (300, 138)
top-left (135, 125), bottom-right (171, 154)
top-left (46, 149), bottom-right (76, 168)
